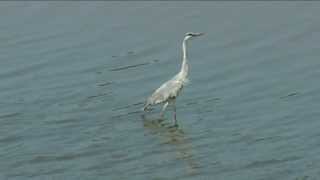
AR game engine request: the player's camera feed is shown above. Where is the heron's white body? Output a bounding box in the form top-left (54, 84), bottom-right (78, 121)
top-left (143, 32), bottom-right (203, 125)
top-left (147, 68), bottom-right (189, 105)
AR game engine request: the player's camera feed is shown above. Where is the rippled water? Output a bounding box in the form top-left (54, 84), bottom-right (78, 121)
top-left (1, 2), bottom-right (320, 180)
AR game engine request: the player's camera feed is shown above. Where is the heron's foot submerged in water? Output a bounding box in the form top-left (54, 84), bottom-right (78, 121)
top-left (168, 123), bottom-right (179, 129)
top-left (141, 114), bottom-right (179, 128)
top-left (160, 112), bottom-right (167, 120)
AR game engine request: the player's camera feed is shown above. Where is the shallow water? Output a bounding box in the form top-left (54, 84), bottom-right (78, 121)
top-left (1, 2), bottom-right (320, 180)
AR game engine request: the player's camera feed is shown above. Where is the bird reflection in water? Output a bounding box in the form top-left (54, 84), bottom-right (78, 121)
top-left (141, 114), bottom-right (201, 176)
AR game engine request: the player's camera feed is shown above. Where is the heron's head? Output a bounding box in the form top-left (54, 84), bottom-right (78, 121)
top-left (184, 32), bottom-right (204, 41)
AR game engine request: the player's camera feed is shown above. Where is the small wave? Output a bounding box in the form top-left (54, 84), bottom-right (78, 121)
top-left (110, 62), bottom-right (150, 72)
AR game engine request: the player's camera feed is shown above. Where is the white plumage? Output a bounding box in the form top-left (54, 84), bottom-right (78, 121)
top-left (143, 32), bottom-right (203, 126)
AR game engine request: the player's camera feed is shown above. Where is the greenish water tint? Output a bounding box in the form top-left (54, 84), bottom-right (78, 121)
top-left (1, 2), bottom-right (320, 180)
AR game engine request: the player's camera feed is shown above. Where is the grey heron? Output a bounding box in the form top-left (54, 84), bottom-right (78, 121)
top-left (143, 32), bottom-right (204, 126)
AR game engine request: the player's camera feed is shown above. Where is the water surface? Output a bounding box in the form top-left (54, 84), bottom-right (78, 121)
top-left (1, 2), bottom-right (320, 180)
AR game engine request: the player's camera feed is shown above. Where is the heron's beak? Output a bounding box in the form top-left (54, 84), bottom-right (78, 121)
top-left (195, 32), bottom-right (204, 37)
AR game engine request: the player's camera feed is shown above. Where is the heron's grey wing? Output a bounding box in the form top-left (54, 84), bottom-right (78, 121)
top-left (147, 79), bottom-right (183, 105)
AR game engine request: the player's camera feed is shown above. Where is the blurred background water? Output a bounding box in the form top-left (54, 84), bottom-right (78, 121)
top-left (0, 2), bottom-right (320, 180)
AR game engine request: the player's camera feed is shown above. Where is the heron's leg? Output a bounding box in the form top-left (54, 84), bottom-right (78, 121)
top-left (160, 102), bottom-right (169, 118)
top-left (173, 100), bottom-right (177, 126)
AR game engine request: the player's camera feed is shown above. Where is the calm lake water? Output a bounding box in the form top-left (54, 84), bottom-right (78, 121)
top-left (1, 2), bottom-right (320, 180)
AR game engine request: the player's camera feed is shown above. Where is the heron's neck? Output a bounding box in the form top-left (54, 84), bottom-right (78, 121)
top-left (180, 39), bottom-right (189, 77)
